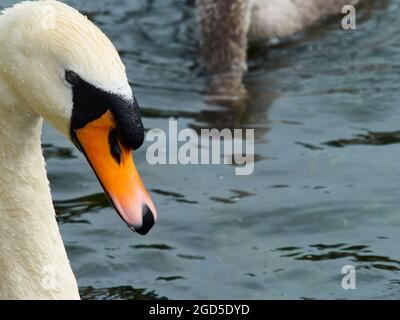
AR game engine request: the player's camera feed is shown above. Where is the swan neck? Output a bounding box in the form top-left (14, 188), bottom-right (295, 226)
top-left (0, 77), bottom-right (79, 299)
top-left (196, 0), bottom-right (253, 96)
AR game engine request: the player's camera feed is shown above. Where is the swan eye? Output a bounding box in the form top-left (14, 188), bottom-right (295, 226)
top-left (65, 70), bottom-right (80, 85)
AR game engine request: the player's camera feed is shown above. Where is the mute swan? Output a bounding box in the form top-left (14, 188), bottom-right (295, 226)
top-left (0, 1), bottom-right (156, 299)
top-left (196, 0), bottom-right (360, 96)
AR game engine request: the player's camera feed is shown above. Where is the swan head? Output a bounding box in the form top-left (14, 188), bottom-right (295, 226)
top-left (0, 0), bottom-right (157, 235)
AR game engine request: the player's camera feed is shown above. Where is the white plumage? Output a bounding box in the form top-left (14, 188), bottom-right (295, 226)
top-left (0, 0), bottom-right (133, 299)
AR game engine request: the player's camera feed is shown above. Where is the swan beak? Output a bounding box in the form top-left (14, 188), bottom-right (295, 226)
top-left (72, 111), bottom-right (157, 235)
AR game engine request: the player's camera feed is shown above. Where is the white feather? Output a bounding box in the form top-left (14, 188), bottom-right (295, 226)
top-left (0, 0), bottom-right (132, 299)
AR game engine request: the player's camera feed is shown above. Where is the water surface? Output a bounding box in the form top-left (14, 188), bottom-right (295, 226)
top-left (2, 0), bottom-right (400, 299)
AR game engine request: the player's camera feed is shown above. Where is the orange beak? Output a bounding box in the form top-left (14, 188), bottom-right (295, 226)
top-left (73, 110), bottom-right (157, 235)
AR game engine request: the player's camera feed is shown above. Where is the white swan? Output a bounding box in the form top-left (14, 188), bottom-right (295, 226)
top-left (196, 0), bottom-right (360, 95)
top-left (0, 0), bottom-right (157, 299)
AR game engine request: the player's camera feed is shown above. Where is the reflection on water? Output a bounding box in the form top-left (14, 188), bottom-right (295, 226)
top-left (54, 193), bottom-right (110, 224)
top-left (151, 189), bottom-right (199, 204)
top-left (324, 130), bottom-right (400, 147)
top-left (277, 243), bottom-right (400, 271)
top-left (80, 286), bottom-right (167, 300)
top-left (3, 0), bottom-right (400, 299)
top-left (43, 144), bottom-right (77, 160)
top-left (210, 189), bottom-right (255, 204)
top-left (132, 244), bottom-right (175, 250)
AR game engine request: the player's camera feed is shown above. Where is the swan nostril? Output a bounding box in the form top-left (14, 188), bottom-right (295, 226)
top-left (134, 205), bottom-right (155, 235)
top-left (108, 129), bottom-right (121, 164)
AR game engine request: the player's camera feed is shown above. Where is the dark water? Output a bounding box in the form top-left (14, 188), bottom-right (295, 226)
top-left (3, 0), bottom-right (400, 299)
